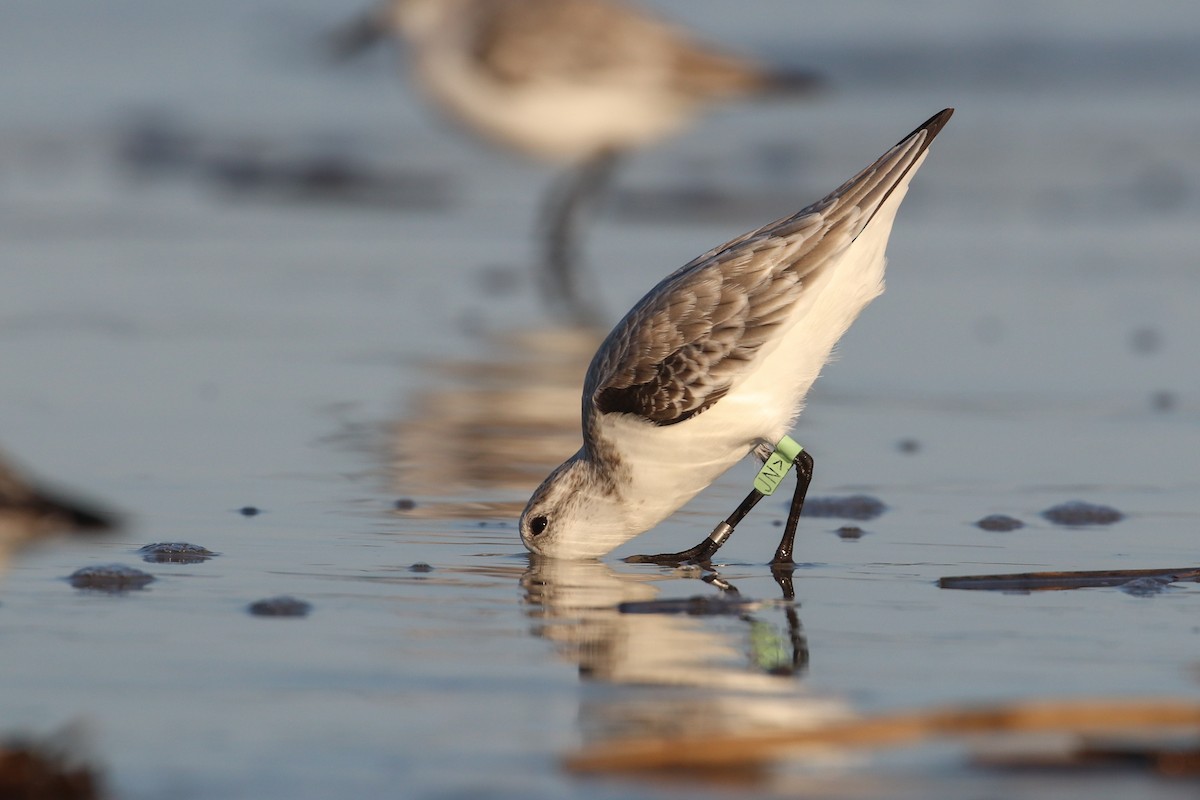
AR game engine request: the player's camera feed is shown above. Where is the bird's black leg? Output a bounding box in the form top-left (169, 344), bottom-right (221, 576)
top-left (538, 149), bottom-right (619, 327)
top-left (624, 488), bottom-right (766, 566)
top-left (625, 447), bottom-right (812, 569)
top-left (768, 450), bottom-right (814, 596)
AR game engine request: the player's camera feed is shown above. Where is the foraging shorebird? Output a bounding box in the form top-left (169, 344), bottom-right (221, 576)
top-left (0, 449), bottom-right (117, 568)
top-left (519, 109), bottom-right (953, 562)
top-left (331, 0), bottom-right (820, 323)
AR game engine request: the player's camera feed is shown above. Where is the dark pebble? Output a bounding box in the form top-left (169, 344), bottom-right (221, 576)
top-left (1151, 390), bottom-right (1175, 412)
top-left (1128, 326), bottom-right (1162, 355)
top-left (1041, 501), bottom-right (1124, 527)
top-left (69, 564), bottom-right (155, 592)
top-left (137, 542), bottom-right (216, 564)
top-left (835, 525), bottom-right (866, 540)
top-left (801, 495), bottom-right (888, 521)
top-left (896, 438), bottom-right (921, 455)
top-left (476, 264), bottom-right (522, 295)
top-left (1120, 576), bottom-right (1173, 597)
top-left (394, 498), bottom-right (416, 511)
top-left (247, 596), bottom-right (312, 617)
top-left (238, 506), bottom-right (261, 517)
top-left (116, 111), bottom-right (195, 175)
top-left (293, 155), bottom-right (359, 192)
top-left (409, 562), bottom-right (433, 573)
top-left (975, 514), bottom-right (1025, 532)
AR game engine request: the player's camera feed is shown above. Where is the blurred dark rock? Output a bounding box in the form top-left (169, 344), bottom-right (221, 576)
top-left (801, 495), bottom-right (887, 521)
top-left (975, 514), bottom-right (1025, 532)
top-left (68, 564), bottom-right (155, 593)
top-left (1041, 501), bottom-right (1124, 526)
top-left (247, 596), bottom-right (312, 617)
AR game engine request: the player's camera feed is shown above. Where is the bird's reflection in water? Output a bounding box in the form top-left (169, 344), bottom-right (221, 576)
top-left (521, 557), bottom-right (850, 748)
top-left (389, 327), bottom-right (601, 519)
top-left (390, 330), bottom-right (852, 765)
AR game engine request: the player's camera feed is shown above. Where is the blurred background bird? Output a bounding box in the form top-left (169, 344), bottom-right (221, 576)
top-left (330, 0), bottom-right (822, 325)
top-left (0, 449), bottom-right (118, 570)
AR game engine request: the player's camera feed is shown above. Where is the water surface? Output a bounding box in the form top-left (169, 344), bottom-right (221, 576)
top-left (1, 1), bottom-right (1199, 797)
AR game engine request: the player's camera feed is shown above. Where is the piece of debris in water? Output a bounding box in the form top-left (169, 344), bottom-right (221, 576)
top-left (68, 564), bottom-right (155, 592)
top-left (137, 542), bottom-right (217, 564)
top-left (975, 514), bottom-right (1025, 532)
top-left (247, 596), bottom-right (312, 617)
top-left (800, 495), bottom-right (887, 521)
top-left (1041, 501), bottom-right (1124, 526)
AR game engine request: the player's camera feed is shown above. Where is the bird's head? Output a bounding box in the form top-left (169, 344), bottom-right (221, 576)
top-left (519, 452), bottom-right (635, 560)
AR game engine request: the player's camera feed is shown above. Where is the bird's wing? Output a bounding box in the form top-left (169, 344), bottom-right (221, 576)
top-left (466, 0), bottom-right (763, 94)
top-left (583, 109), bottom-right (953, 434)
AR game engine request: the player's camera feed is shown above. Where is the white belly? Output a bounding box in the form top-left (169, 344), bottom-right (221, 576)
top-left (413, 52), bottom-right (694, 161)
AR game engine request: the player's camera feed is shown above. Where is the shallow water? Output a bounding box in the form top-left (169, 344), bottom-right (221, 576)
top-left (2, 1), bottom-right (1200, 797)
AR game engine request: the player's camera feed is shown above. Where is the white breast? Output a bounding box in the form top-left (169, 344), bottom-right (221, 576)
top-left (412, 48), bottom-right (694, 161)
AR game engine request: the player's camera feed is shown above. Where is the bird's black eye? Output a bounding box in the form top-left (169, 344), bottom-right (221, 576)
top-left (529, 515), bottom-right (549, 536)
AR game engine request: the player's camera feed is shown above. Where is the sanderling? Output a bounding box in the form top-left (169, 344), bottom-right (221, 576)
top-left (0, 449), bottom-right (117, 567)
top-left (519, 109), bottom-right (953, 563)
top-left (331, 0), bottom-right (820, 323)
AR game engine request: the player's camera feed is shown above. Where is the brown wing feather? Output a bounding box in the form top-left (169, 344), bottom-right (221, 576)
top-left (583, 109), bottom-right (953, 434)
top-left (469, 0), bottom-right (719, 87)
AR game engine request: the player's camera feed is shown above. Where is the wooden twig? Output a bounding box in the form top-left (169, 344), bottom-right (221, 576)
top-left (566, 698), bottom-right (1200, 774)
top-left (938, 567), bottom-right (1200, 592)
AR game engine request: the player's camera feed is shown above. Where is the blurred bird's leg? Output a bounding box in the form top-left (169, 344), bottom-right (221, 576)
top-left (538, 149), bottom-right (620, 327)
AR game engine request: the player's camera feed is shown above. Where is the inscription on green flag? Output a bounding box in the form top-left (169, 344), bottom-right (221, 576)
top-left (753, 436), bottom-right (803, 496)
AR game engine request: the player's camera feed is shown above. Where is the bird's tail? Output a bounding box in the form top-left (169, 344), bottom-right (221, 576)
top-left (674, 49), bottom-right (826, 101)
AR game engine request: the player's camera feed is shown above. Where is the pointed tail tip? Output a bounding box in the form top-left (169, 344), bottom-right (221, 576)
top-left (920, 108), bottom-right (955, 142)
top-left (892, 108), bottom-right (955, 150)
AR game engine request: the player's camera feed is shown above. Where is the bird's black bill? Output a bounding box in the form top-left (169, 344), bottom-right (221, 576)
top-left (763, 68), bottom-right (826, 97)
top-left (328, 13), bottom-right (388, 61)
top-left (34, 489), bottom-right (120, 532)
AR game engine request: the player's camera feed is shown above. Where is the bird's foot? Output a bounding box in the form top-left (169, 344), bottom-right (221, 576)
top-left (770, 560), bottom-right (797, 600)
top-left (623, 537), bottom-right (720, 566)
